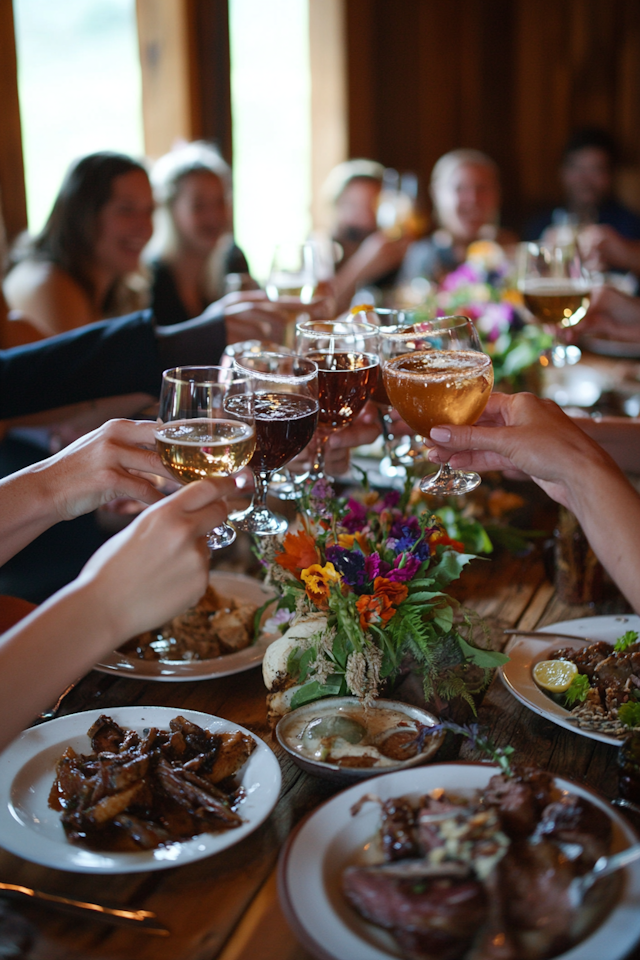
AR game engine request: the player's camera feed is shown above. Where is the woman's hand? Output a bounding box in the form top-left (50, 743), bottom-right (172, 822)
top-left (425, 391), bottom-right (616, 508)
top-left (325, 401), bottom-right (382, 475)
top-left (578, 225), bottom-right (640, 274)
top-left (38, 419), bottom-right (172, 521)
top-left (77, 478), bottom-right (233, 640)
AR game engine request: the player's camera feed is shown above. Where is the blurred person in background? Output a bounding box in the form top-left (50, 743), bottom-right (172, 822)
top-left (148, 142), bottom-right (255, 327)
top-left (324, 159), bottom-right (412, 312)
top-left (399, 149), bottom-right (517, 284)
top-left (4, 153), bottom-right (153, 337)
top-left (525, 129), bottom-right (640, 265)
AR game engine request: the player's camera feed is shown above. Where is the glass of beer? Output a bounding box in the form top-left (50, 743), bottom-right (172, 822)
top-left (266, 242), bottom-right (321, 348)
top-left (228, 353), bottom-right (319, 537)
top-left (517, 242), bottom-right (591, 366)
top-left (156, 367), bottom-right (256, 550)
top-left (382, 316), bottom-right (493, 496)
top-left (296, 319), bottom-right (379, 482)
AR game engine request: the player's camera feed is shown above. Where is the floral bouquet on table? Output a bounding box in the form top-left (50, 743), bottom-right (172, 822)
top-left (411, 241), bottom-right (552, 387)
top-left (259, 479), bottom-right (508, 724)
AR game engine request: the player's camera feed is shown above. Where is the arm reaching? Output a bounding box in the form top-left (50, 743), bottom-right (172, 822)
top-left (0, 478), bottom-right (233, 750)
top-left (0, 419), bottom-right (171, 564)
top-left (426, 391), bottom-right (640, 613)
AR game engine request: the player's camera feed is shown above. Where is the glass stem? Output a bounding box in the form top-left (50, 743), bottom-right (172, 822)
top-left (253, 470), bottom-right (271, 509)
top-left (377, 406), bottom-right (394, 455)
top-left (310, 430), bottom-right (330, 478)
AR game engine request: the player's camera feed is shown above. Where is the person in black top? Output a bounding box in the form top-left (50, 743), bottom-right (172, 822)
top-left (525, 128), bottom-right (640, 243)
top-left (148, 142), bottom-right (254, 326)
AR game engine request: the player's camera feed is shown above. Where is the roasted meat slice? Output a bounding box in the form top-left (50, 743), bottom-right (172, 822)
top-left (201, 731), bottom-right (256, 784)
top-left (88, 716), bottom-right (128, 754)
top-left (343, 865), bottom-right (486, 960)
top-left (531, 793), bottom-right (612, 867)
top-left (155, 759), bottom-right (242, 828)
top-left (377, 797), bottom-right (418, 861)
top-left (551, 642), bottom-right (611, 680)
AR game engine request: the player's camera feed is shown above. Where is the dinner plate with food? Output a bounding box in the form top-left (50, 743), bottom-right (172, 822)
top-left (94, 572), bottom-right (278, 681)
top-left (0, 706), bottom-right (281, 873)
top-left (279, 761), bottom-right (640, 960)
top-left (500, 615), bottom-right (640, 745)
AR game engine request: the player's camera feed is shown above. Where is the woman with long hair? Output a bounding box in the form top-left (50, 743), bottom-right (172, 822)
top-left (148, 141), bottom-right (253, 326)
top-left (4, 152), bottom-right (154, 337)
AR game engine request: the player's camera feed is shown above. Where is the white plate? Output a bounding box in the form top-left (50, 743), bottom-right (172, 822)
top-left (95, 573), bottom-right (277, 681)
top-left (500, 614), bottom-right (640, 745)
top-left (279, 762), bottom-right (640, 960)
top-left (0, 706), bottom-right (281, 873)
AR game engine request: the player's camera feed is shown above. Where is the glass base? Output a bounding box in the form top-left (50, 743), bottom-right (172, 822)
top-left (207, 522), bottom-right (236, 550)
top-left (420, 469), bottom-right (482, 496)
top-left (230, 505), bottom-right (288, 537)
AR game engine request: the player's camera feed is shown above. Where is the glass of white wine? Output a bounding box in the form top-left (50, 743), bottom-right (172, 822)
top-left (517, 242), bottom-right (591, 366)
top-left (266, 242), bottom-right (320, 348)
top-left (156, 367), bottom-right (255, 550)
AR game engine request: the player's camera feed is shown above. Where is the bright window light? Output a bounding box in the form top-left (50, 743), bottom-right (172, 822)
top-left (229, 0), bottom-right (312, 282)
top-left (13, 0), bottom-right (144, 233)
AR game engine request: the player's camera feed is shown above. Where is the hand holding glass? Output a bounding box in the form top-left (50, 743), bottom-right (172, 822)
top-left (156, 367), bottom-right (255, 549)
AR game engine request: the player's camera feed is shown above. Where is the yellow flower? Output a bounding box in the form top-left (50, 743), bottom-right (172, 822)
top-left (502, 287), bottom-right (524, 307)
top-left (301, 562), bottom-right (341, 607)
top-left (337, 532), bottom-right (370, 554)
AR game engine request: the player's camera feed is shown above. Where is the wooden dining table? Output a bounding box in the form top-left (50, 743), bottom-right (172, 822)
top-left (1, 498), bottom-right (639, 960)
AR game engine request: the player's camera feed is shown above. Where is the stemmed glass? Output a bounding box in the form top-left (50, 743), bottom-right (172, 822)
top-left (517, 243), bottom-right (591, 366)
top-left (266, 242), bottom-right (320, 347)
top-left (156, 367), bottom-right (255, 549)
top-left (228, 353), bottom-right (319, 536)
top-left (296, 319), bottom-right (379, 482)
top-left (381, 316), bottom-right (493, 496)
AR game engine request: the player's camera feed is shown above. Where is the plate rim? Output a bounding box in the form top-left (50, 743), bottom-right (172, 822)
top-left (0, 705), bottom-right (281, 873)
top-left (278, 760), bottom-right (640, 960)
top-left (500, 614), bottom-right (640, 746)
top-left (94, 572), bottom-right (278, 682)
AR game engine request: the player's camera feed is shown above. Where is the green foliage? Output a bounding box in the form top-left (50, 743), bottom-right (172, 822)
top-left (456, 635), bottom-right (510, 669)
top-left (564, 673), bottom-right (590, 706)
top-left (433, 506), bottom-right (494, 555)
top-left (615, 630), bottom-right (639, 653)
top-left (619, 702), bottom-right (640, 728)
top-left (289, 676), bottom-right (345, 709)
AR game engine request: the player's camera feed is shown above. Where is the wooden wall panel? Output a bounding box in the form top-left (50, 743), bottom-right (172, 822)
top-left (0, 0), bottom-right (27, 245)
top-left (345, 0), bottom-right (640, 231)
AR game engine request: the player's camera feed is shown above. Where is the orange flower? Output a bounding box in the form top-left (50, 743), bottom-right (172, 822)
top-left (337, 531), bottom-right (370, 554)
top-left (301, 562), bottom-right (341, 607)
top-left (276, 529), bottom-right (319, 576)
top-left (373, 577), bottom-right (408, 607)
top-left (356, 593), bottom-right (395, 631)
top-left (428, 530), bottom-right (465, 554)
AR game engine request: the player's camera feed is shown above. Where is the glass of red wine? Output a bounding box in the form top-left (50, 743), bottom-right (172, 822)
top-left (228, 353), bottom-right (319, 536)
top-left (296, 319), bottom-right (379, 483)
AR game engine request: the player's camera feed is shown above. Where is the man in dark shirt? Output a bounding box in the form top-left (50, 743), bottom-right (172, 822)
top-left (525, 128), bottom-right (640, 242)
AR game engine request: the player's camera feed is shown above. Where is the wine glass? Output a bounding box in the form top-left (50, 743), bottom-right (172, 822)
top-left (296, 319), bottom-right (379, 482)
top-left (354, 307), bottom-right (415, 477)
top-left (517, 242), bottom-right (591, 366)
top-left (381, 316), bottom-right (493, 496)
top-left (266, 242), bottom-right (320, 347)
top-left (156, 366), bottom-right (255, 549)
top-left (228, 353), bottom-right (319, 536)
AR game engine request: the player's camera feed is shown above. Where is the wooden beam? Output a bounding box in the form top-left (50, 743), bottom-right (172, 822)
top-left (309, 0), bottom-right (348, 230)
top-left (136, 0), bottom-right (201, 160)
top-left (0, 0), bottom-right (27, 244)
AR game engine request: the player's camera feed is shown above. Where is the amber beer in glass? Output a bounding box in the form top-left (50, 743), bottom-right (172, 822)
top-left (381, 316), bottom-right (493, 496)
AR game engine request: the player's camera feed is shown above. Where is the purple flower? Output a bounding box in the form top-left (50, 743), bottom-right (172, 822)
top-left (310, 478), bottom-right (336, 518)
top-left (364, 552), bottom-right (391, 581)
top-left (342, 498), bottom-right (368, 533)
top-left (391, 516), bottom-right (420, 542)
top-left (383, 490), bottom-right (401, 509)
top-left (386, 554), bottom-right (421, 583)
top-left (326, 545), bottom-right (367, 589)
top-left (440, 263), bottom-right (481, 291)
top-left (476, 302), bottom-right (513, 343)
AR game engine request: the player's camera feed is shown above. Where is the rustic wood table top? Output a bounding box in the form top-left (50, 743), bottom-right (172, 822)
top-left (0, 541), bottom-right (638, 960)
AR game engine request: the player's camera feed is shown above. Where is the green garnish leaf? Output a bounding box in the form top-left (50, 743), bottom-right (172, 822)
top-left (456, 635), bottom-right (510, 668)
top-left (619, 702), bottom-right (640, 728)
top-left (615, 630), bottom-right (639, 653)
top-left (564, 673), bottom-right (590, 706)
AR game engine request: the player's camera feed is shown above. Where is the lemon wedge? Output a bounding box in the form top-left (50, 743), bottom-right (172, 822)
top-left (350, 303), bottom-right (375, 314)
top-left (533, 659), bottom-right (578, 693)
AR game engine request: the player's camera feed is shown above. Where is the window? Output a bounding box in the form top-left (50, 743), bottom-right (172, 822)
top-left (13, 0), bottom-right (144, 233)
top-left (229, 0), bottom-right (312, 281)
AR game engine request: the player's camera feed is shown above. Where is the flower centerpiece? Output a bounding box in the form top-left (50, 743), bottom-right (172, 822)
top-left (260, 479), bottom-right (508, 723)
top-left (404, 240), bottom-right (552, 387)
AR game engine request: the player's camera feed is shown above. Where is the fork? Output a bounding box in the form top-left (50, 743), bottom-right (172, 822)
top-left (567, 843), bottom-right (640, 907)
